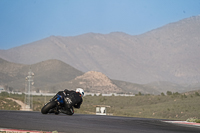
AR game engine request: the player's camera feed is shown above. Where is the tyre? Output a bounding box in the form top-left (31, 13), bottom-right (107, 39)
top-left (66, 107), bottom-right (74, 115)
top-left (41, 101), bottom-right (57, 114)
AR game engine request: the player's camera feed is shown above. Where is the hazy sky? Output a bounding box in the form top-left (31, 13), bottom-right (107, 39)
top-left (0, 0), bottom-right (200, 49)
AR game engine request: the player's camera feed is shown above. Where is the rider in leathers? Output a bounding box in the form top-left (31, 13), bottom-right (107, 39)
top-left (50, 88), bottom-right (84, 115)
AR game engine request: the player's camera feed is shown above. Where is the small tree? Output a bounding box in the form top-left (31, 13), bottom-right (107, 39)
top-left (173, 92), bottom-right (177, 94)
top-left (166, 91), bottom-right (172, 96)
top-left (173, 92), bottom-right (180, 97)
top-left (161, 92), bottom-right (165, 96)
top-left (195, 92), bottom-right (200, 96)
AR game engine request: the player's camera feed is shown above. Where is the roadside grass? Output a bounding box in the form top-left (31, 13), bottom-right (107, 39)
top-left (77, 94), bottom-right (200, 120)
top-left (1, 92), bottom-right (200, 120)
top-left (186, 117), bottom-right (200, 123)
top-left (0, 97), bottom-right (21, 110)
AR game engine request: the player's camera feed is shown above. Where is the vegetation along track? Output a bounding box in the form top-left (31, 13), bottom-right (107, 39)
top-left (1, 91), bottom-right (200, 120)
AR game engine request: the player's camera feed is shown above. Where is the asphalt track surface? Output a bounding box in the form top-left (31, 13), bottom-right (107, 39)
top-left (0, 110), bottom-right (200, 133)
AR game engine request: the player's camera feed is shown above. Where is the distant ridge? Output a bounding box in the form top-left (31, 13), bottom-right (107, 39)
top-left (0, 16), bottom-right (200, 84)
top-left (0, 58), bottom-right (156, 94)
top-left (1, 58), bottom-right (200, 94)
top-left (0, 58), bottom-right (83, 91)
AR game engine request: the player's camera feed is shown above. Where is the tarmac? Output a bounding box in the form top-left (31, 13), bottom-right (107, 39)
top-left (1, 121), bottom-right (200, 133)
top-left (164, 121), bottom-right (200, 127)
top-left (1, 110), bottom-right (200, 133)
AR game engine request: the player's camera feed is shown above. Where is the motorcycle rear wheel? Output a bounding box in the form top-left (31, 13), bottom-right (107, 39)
top-left (41, 101), bottom-right (57, 114)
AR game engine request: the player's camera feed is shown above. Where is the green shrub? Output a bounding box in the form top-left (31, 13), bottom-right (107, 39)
top-left (195, 119), bottom-right (200, 123)
top-left (195, 92), bottom-right (200, 96)
top-left (166, 91), bottom-right (172, 96)
top-left (186, 117), bottom-right (198, 122)
top-left (161, 92), bottom-right (165, 96)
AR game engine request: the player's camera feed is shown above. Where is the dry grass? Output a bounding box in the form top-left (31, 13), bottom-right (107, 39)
top-left (1, 92), bottom-right (200, 120)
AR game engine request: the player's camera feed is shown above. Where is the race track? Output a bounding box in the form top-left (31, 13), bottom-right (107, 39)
top-left (0, 110), bottom-right (200, 133)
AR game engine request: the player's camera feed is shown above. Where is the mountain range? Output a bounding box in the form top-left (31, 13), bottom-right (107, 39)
top-left (0, 58), bottom-right (199, 95)
top-left (0, 58), bottom-right (148, 94)
top-left (0, 16), bottom-right (200, 85)
top-left (0, 58), bottom-right (83, 92)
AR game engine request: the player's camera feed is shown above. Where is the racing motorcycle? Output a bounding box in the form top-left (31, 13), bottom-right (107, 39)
top-left (41, 94), bottom-right (74, 115)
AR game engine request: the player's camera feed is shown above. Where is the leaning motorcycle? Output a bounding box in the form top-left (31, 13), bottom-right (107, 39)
top-left (41, 94), bottom-right (74, 115)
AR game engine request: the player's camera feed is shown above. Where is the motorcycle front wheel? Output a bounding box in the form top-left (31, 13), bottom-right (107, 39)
top-left (41, 101), bottom-right (57, 114)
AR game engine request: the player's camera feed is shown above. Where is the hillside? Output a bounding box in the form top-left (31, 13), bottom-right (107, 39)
top-left (0, 16), bottom-right (200, 85)
top-left (0, 58), bottom-right (83, 91)
top-left (1, 57), bottom-right (200, 94)
top-left (40, 70), bottom-right (188, 95)
top-left (112, 80), bottom-right (161, 95)
top-left (46, 71), bottom-right (124, 93)
top-left (0, 58), bottom-right (25, 84)
top-left (0, 58), bottom-right (166, 94)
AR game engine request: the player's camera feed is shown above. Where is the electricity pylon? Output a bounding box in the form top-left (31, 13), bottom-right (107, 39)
top-left (24, 67), bottom-right (34, 110)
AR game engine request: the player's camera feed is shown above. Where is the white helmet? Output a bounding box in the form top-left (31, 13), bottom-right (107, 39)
top-left (76, 88), bottom-right (84, 97)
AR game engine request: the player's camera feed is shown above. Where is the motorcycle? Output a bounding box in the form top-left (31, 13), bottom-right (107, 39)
top-left (41, 94), bottom-right (74, 115)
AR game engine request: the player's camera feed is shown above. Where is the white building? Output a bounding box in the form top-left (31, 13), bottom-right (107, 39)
top-left (95, 105), bottom-right (111, 115)
top-left (0, 86), bottom-right (4, 93)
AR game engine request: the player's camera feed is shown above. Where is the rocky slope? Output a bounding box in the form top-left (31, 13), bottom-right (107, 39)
top-left (72, 71), bottom-right (123, 93)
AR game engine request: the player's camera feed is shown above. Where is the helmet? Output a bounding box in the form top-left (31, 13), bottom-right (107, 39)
top-left (76, 88), bottom-right (84, 97)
